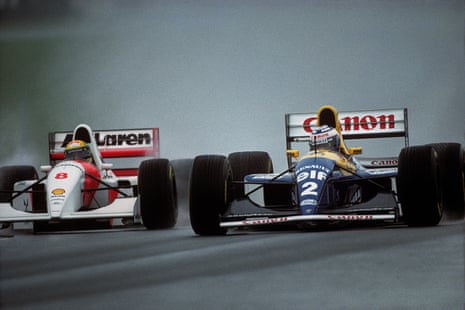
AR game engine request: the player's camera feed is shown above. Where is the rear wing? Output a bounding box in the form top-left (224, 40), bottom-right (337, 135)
top-left (285, 108), bottom-right (408, 167)
top-left (48, 127), bottom-right (159, 176)
top-left (285, 108), bottom-right (408, 148)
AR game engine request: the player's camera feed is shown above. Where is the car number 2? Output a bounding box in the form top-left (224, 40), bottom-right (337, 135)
top-left (301, 181), bottom-right (318, 196)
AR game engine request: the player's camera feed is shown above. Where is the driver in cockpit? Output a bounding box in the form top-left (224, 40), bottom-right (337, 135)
top-left (308, 125), bottom-right (341, 152)
top-left (64, 140), bottom-right (94, 163)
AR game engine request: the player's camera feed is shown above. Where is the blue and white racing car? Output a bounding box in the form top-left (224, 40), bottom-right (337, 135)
top-left (189, 105), bottom-right (464, 235)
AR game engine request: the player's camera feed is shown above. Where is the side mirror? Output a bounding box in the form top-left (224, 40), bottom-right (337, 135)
top-left (286, 149), bottom-right (300, 159)
top-left (348, 147), bottom-right (363, 155)
top-left (101, 163), bottom-right (113, 170)
top-left (40, 165), bottom-right (52, 173)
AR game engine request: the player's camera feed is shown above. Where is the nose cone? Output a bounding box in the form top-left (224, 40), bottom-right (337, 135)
top-left (296, 156), bottom-right (335, 215)
top-left (47, 163), bottom-right (83, 218)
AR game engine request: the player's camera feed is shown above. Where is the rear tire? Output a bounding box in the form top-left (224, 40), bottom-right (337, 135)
top-left (138, 159), bottom-right (178, 229)
top-left (427, 143), bottom-right (464, 219)
top-left (189, 155), bottom-right (231, 235)
top-left (228, 151), bottom-right (273, 199)
top-left (398, 145), bottom-right (443, 226)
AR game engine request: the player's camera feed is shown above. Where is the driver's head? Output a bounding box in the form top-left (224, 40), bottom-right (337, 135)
top-left (64, 140), bottom-right (92, 162)
top-left (309, 125), bottom-right (340, 151)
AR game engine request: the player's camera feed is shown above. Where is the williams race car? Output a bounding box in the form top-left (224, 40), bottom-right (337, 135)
top-left (0, 124), bottom-right (177, 232)
top-left (189, 105), bottom-right (464, 235)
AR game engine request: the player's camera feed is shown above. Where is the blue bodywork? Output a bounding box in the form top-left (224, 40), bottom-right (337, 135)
top-left (295, 157), bottom-right (335, 215)
top-left (241, 153), bottom-right (397, 217)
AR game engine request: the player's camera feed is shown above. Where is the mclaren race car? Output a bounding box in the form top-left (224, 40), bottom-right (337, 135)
top-left (0, 124), bottom-right (177, 232)
top-left (189, 105), bottom-right (464, 235)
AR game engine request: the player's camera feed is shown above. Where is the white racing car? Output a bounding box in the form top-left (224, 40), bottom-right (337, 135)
top-left (0, 124), bottom-right (177, 232)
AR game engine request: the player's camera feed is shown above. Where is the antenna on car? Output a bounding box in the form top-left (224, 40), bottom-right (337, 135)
top-left (313, 133), bottom-right (317, 155)
top-left (309, 125), bottom-right (318, 155)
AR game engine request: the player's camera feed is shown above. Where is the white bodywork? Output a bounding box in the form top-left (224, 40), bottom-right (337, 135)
top-left (1, 161), bottom-right (138, 222)
top-left (0, 124), bottom-right (160, 225)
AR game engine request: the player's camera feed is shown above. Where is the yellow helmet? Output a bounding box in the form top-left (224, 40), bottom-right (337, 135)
top-left (64, 140), bottom-right (92, 162)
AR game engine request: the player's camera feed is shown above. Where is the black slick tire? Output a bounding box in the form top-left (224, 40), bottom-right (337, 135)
top-left (427, 143), bottom-right (464, 219)
top-left (228, 151), bottom-right (273, 199)
top-left (398, 145), bottom-right (443, 226)
top-left (189, 155), bottom-right (231, 235)
top-left (138, 159), bottom-right (178, 229)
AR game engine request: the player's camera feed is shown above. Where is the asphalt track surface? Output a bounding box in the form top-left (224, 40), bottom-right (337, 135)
top-left (0, 215), bottom-right (463, 310)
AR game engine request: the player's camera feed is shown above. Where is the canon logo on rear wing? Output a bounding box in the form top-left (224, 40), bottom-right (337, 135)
top-left (286, 108), bottom-right (408, 141)
top-left (303, 114), bottom-right (396, 133)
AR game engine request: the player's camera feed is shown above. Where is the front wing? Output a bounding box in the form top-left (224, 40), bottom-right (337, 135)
top-left (220, 214), bottom-right (396, 228)
top-left (221, 189), bottom-right (400, 229)
top-left (0, 197), bottom-right (138, 223)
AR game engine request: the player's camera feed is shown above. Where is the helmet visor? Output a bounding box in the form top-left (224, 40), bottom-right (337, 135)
top-left (64, 146), bottom-right (92, 161)
top-left (309, 134), bottom-right (340, 151)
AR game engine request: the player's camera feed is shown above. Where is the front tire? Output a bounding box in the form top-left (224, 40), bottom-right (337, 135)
top-left (138, 159), bottom-right (178, 229)
top-left (398, 145), bottom-right (443, 226)
top-left (189, 155), bottom-right (231, 235)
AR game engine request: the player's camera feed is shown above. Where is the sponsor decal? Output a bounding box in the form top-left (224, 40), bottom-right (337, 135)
top-left (51, 187), bottom-right (66, 202)
top-left (286, 109), bottom-right (406, 138)
top-left (300, 199), bottom-right (317, 206)
top-left (370, 159), bottom-right (398, 166)
top-left (296, 164), bottom-right (331, 175)
top-left (327, 215), bottom-right (374, 220)
top-left (314, 132), bottom-right (329, 140)
top-left (95, 132), bottom-right (151, 146)
top-left (67, 140), bottom-right (84, 148)
top-left (60, 131), bottom-right (152, 148)
top-left (50, 128), bottom-right (159, 160)
top-left (296, 171), bottom-right (309, 182)
top-left (251, 174), bottom-right (277, 180)
top-left (303, 113), bottom-right (396, 133)
top-left (242, 217), bottom-right (288, 225)
top-left (51, 188), bottom-right (66, 195)
top-left (366, 168), bottom-right (397, 175)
